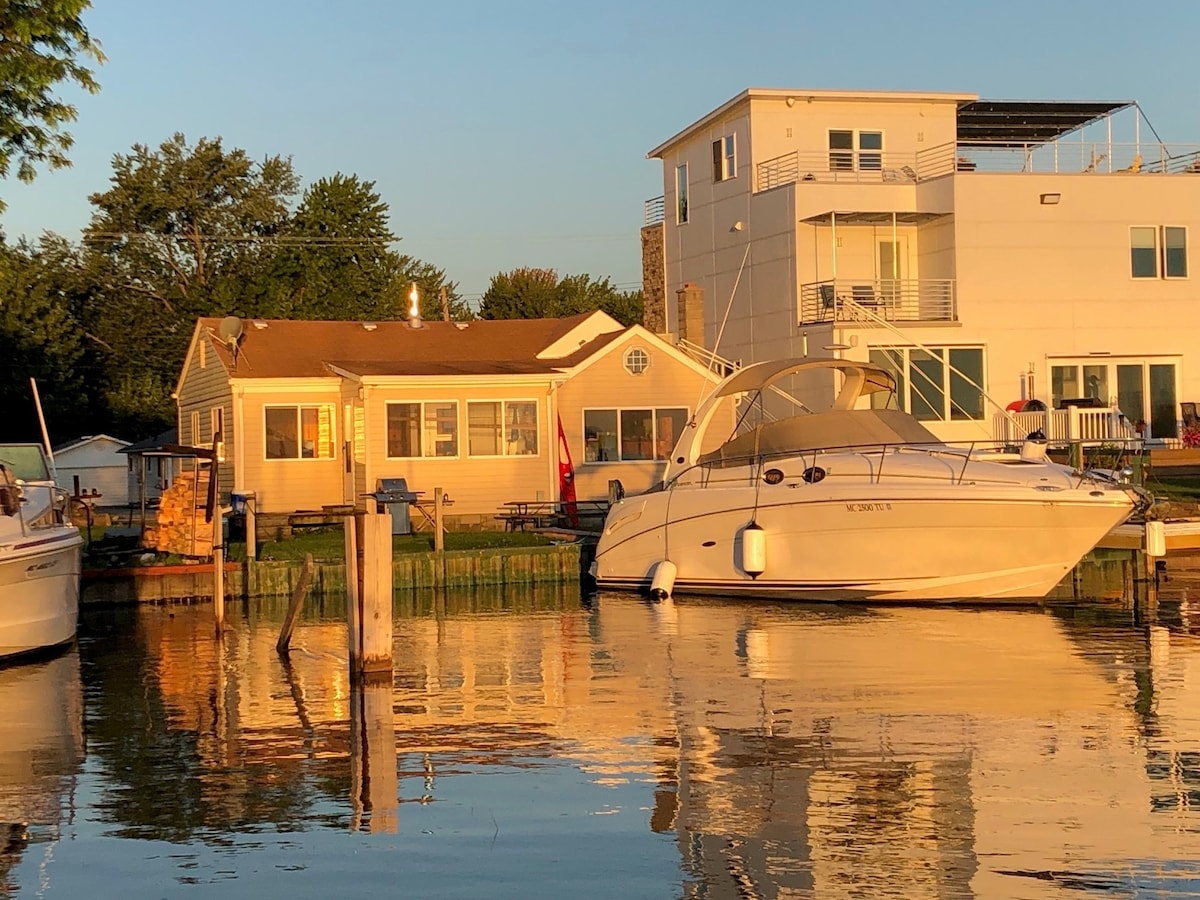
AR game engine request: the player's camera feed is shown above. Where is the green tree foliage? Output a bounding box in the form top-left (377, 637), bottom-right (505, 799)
top-left (251, 173), bottom-right (469, 321)
top-left (478, 267), bottom-right (643, 326)
top-left (0, 237), bottom-right (89, 441)
top-left (0, 0), bottom-right (104, 210)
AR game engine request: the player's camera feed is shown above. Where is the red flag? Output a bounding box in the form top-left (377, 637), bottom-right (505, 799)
top-left (557, 416), bottom-right (579, 527)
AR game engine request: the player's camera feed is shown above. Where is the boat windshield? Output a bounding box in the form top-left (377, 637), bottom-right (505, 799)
top-left (0, 445), bottom-right (52, 482)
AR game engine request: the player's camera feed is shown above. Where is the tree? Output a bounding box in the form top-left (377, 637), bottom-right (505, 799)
top-left (0, 0), bottom-right (104, 209)
top-left (250, 173), bottom-right (470, 321)
top-left (0, 236), bottom-right (89, 441)
top-left (478, 268), bottom-right (643, 326)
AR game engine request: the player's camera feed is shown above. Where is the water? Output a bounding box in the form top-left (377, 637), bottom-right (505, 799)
top-left (3, 565), bottom-right (1200, 898)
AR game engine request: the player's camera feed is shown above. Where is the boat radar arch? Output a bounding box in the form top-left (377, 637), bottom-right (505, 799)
top-left (663, 358), bottom-right (895, 482)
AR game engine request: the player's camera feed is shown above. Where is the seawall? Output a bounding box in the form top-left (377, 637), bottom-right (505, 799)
top-left (82, 544), bottom-right (583, 604)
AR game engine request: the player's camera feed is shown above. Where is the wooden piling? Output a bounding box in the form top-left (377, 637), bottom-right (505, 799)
top-left (345, 510), bottom-right (362, 666)
top-left (349, 681), bottom-right (399, 832)
top-left (245, 496), bottom-right (257, 561)
top-left (433, 487), bottom-right (445, 553)
top-left (213, 500), bottom-right (225, 635)
top-left (276, 553), bottom-right (315, 653)
top-left (357, 510), bottom-right (394, 678)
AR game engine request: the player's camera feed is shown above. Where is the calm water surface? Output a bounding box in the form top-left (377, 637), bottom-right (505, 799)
top-left (3, 560), bottom-right (1200, 898)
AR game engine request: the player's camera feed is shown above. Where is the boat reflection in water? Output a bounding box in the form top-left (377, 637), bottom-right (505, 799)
top-left (71, 579), bottom-right (1200, 897)
top-left (0, 649), bottom-right (84, 896)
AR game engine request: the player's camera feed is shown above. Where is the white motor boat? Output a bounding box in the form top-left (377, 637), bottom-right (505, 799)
top-left (0, 444), bottom-right (83, 659)
top-left (591, 358), bottom-right (1142, 602)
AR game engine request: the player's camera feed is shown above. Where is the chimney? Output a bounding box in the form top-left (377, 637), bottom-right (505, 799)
top-left (408, 282), bottom-right (423, 329)
top-left (676, 283), bottom-right (705, 345)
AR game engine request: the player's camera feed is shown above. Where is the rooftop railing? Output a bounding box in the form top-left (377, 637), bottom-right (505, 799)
top-left (799, 279), bottom-right (956, 325)
top-left (644, 195), bottom-right (665, 226)
top-left (918, 141), bottom-right (1200, 178)
top-left (756, 150), bottom-right (920, 190)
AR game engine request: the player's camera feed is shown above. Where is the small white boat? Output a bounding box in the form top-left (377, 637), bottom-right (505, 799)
top-left (0, 444), bottom-right (83, 659)
top-left (592, 358), bottom-right (1142, 602)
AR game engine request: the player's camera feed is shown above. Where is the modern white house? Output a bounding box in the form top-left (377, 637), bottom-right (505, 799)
top-left (641, 88), bottom-right (1200, 446)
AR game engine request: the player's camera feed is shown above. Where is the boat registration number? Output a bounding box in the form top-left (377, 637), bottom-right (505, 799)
top-left (845, 502), bottom-right (892, 512)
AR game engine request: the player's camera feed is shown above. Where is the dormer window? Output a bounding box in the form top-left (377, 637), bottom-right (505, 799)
top-left (712, 135), bottom-right (736, 182)
top-left (829, 130), bottom-right (883, 172)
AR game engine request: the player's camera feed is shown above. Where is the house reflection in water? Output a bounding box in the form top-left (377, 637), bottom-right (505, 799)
top-left (75, 583), bottom-right (1200, 897)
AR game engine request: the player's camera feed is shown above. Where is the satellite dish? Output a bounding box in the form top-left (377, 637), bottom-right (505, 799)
top-left (218, 316), bottom-right (244, 346)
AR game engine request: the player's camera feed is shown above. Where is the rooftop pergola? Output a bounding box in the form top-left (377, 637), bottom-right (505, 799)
top-left (955, 100), bottom-right (1137, 147)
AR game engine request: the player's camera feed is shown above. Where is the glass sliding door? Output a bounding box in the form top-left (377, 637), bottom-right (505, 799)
top-left (1116, 365), bottom-right (1145, 427)
top-left (1150, 364), bottom-right (1178, 439)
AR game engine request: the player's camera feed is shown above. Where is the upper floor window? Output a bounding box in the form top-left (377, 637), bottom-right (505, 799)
top-left (829, 130), bottom-right (883, 171)
top-left (467, 400), bottom-right (538, 457)
top-left (624, 347), bottom-right (650, 375)
top-left (1132, 226), bottom-right (1188, 279)
top-left (675, 164), bottom-right (689, 224)
top-left (1131, 226), bottom-right (1158, 278)
top-left (265, 404), bottom-right (335, 460)
top-left (387, 401), bottom-right (458, 458)
top-left (1165, 226), bottom-right (1188, 278)
top-left (712, 135), bottom-right (736, 182)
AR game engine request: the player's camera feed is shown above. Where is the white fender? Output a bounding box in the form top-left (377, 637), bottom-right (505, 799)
top-left (649, 559), bottom-right (677, 600)
top-left (742, 522), bottom-right (766, 578)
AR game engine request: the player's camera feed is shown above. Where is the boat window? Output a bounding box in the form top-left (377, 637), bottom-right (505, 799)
top-left (0, 445), bottom-right (51, 481)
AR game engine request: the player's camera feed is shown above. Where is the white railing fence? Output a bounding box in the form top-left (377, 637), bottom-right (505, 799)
top-left (992, 407), bottom-right (1140, 447)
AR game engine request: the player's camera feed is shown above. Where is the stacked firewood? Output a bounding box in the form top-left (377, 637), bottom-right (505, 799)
top-left (145, 469), bottom-right (213, 557)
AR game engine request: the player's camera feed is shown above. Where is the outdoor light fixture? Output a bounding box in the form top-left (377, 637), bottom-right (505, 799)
top-left (1040, 192), bottom-right (1061, 205)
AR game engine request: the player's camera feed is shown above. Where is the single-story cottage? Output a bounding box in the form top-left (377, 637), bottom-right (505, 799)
top-left (174, 311), bottom-right (733, 523)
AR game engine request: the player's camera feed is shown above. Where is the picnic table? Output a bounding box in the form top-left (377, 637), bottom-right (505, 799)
top-left (495, 499), bottom-right (611, 532)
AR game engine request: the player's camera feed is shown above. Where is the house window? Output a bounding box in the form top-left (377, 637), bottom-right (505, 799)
top-left (210, 407), bottom-right (224, 441)
top-left (1131, 226), bottom-right (1158, 278)
top-left (712, 135), bottom-right (735, 182)
top-left (829, 130), bottom-right (883, 171)
top-left (675, 164), bottom-right (689, 224)
top-left (624, 347), bottom-right (650, 375)
top-left (387, 401), bottom-right (458, 458)
top-left (467, 400), bottom-right (538, 457)
top-left (1164, 226), bottom-right (1188, 278)
top-left (869, 347), bottom-right (985, 422)
top-left (583, 407), bottom-right (688, 462)
top-left (264, 405), bottom-right (335, 459)
top-left (190, 411), bottom-right (201, 446)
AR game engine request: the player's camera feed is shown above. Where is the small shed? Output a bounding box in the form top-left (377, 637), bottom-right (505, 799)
top-left (53, 434), bottom-right (132, 504)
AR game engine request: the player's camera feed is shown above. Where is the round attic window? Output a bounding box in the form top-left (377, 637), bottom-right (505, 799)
top-left (624, 347), bottom-right (650, 375)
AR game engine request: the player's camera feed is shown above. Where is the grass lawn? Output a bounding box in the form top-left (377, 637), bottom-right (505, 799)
top-left (230, 526), bottom-right (559, 563)
top-left (1145, 474), bottom-right (1200, 503)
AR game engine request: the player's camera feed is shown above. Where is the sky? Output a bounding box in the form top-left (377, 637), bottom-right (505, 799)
top-left (2, 0), bottom-right (1199, 305)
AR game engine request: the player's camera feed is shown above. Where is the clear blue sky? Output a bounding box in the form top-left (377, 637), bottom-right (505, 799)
top-left (2, 0), bottom-right (1198, 304)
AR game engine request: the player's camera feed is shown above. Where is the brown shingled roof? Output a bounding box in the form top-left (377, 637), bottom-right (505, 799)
top-left (197, 313), bottom-right (623, 378)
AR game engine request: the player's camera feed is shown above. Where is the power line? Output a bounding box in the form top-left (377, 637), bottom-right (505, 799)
top-left (82, 232), bottom-right (400, 246)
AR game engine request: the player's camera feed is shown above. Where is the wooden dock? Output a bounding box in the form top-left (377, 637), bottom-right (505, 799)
top-left (1098, 519), bottom-right (1200, 552)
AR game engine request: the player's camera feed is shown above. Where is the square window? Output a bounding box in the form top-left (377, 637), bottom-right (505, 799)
top-left (858, 131), bottom-right (883, 170)
top-left (828, 130), bottom-right (854, 171)
top-left (467, 401), bottom-right (538, 457)
top-left (1131, 226), bottom-right (1158, 278)
top-left (265, 405), bottom-right (334, 460)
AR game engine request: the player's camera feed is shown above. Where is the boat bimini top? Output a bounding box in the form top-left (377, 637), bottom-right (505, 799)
top-left (665, 358), bottom-right (911, 480)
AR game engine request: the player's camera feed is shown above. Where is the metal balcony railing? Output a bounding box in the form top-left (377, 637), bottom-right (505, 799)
top-left (756, 150), bottom-right (921, 191)
top-left (799, 279), bottom-right (956, 325)
top-left (917, 141), bottom-right (1200, 178)
top-left (644, 195), bottom-right (665, 226)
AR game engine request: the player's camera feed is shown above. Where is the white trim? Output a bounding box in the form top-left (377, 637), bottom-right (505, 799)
top-left (231, 377), bottom-right (342, 393)
top-left (383, 399), bottom-right (461, 460)
top-left (562, 325), bottom-right (725, 383)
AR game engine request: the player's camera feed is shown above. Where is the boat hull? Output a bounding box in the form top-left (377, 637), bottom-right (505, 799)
top-left (592, 485), bottom-right (1135, 602)
top-left (0, 531), bottom-right (83, 659)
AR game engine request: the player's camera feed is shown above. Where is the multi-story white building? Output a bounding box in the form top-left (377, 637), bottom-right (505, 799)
top-left (642, 88), bottom-right (1200, 444)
